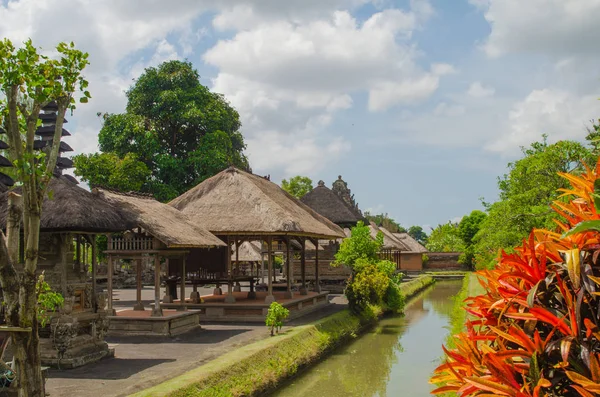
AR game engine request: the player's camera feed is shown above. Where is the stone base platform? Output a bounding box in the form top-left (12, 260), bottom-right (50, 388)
top-left (108, 309), bottom-right (200, 337)
top-left (159, 291), bottom-right (330, 323)
top-left (41, 337), bottom-right (114, 369)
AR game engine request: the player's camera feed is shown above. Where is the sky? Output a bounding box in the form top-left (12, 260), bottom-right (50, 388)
top-left (1, 0), bottom-right (599, 231)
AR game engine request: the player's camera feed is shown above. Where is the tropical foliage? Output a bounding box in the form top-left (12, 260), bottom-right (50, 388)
top-left (427, 222), bottom-right (466, 253)
top-left (266, 302), bottom-right (290, 336)
top-left (334, 221), bottom-right (404, 318)
top-left (364, 212), bottom-right (407, 233)
top-left (431, 156), bottom-right (600, 397)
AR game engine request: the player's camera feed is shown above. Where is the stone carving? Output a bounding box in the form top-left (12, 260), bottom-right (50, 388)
top-left (51, 317), bottom-right (79, 358)
top-left (332, 175), bottom-right (362, 214)
top-left (61, 296), bottom-right (74, 315)
top-left (96, 292), bottom-right (107, 312)
top-left (94, 316), bottom-right (109, 341)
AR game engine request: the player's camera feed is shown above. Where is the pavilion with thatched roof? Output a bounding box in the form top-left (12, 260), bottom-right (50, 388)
top-left (393, 232), bottom-right (428, 271)
top-left (169, 166), bottom-right (345, 306)
top-left (93, 188), bottom-right (226, 317)
top-left (0, 175), bottom-right (132, 367)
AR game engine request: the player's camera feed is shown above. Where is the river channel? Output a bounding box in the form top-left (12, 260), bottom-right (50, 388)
top-left (271, 280), bottom-right (463, 397)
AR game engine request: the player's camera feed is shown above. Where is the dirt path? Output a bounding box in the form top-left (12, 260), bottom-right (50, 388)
top-left (45, 294), bottom-right (347, 397)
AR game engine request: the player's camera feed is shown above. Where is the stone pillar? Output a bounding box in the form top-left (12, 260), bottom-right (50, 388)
top-left (265, 237), bottom-right (275, 304)
top-left (179, 254), bottom-right (187, 310)
top-left (91, 235), bottom-right (98, 312)
top-left (314, 238), bottom-right (321, 293)
top-left (284, 236), bottom-right (293, 299)
top-left (224, 236), bottom-right (236, 303)
top-left (134, 258), bottom-right (144, 311)
top-left (152, 255), bottom-right (163, 317)
top-left (299, 238), bottom-right (308, 295)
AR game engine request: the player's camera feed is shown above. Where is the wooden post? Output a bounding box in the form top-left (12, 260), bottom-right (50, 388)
top-left (234, 239), bottom-right (241, 292)
top-left (60, 234), bottom-right (68, 297)
top-left (179, 254), bottom-right (187, 310)
top-left (91, 235), bottom-right (98, 312)
top-left (134, 258), bottom-right (144, 311)
top-left (76, 234), bottom-right (81, 270)
top-left (314, 238), bottom-right (321, 293)
top-left (284, 236), bottom-right (293, 299)
top-left (224, 236), bottom-right (236, 303)
top-left (152, 255), bottom-right (163, 317)
top-left (299, 238), bottom-right (307, 295)
top-left (260, 240), bottom-right (265, 284)
top-left (108, 254), bottom-right (115, 315)
top-left (265, 236), bottom-right (275, 303)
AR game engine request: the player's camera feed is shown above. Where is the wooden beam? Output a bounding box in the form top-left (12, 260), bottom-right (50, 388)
top-left (224, 236), bottom-right (236, 303)
top-left (108, 254), bottom-right (115, 315)
top-left (284, 236), bottom-right (293, 299)
top-left (300, 237), bottom-right (307, 295)
top-left (265, 236), bottom-right (274, 303)
top-left (152, 255), bottom-right (163, 317)
top-left (313, 238), bottom-right (321, 293)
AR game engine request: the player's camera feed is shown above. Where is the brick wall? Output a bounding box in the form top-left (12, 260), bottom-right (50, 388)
top-left (424, 252), bottom-right (465, 270)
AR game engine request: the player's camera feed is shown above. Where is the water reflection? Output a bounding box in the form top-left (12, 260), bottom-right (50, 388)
top-left (271, 280), bottom-right (462, 397)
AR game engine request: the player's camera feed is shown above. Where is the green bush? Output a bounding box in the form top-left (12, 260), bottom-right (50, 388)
top-left (36, 273), bottom-right (64, 327)
top-left (383, 283), bottom-right (404, 312)
top-left (345, 264), bottom-right (389, 314)
top-left (265, 302), bottom-right (289, 336)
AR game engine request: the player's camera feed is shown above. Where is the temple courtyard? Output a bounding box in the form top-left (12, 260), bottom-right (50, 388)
top-left (45, 286), bottom-right (347, 397)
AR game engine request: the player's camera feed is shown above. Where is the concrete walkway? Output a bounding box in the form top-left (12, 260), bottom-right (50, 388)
top-left (46, 287), bottom-right (347, 397)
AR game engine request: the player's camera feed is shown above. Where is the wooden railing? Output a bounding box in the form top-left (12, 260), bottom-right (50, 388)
top-left (108, 236), bottom-right (154, 251)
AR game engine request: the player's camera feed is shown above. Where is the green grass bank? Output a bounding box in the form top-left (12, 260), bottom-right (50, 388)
top-left (130, 275), bottom-right (437, 397)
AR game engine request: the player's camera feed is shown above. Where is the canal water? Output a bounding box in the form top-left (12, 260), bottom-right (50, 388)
top-left (271, 280), bottom-right (462, 397)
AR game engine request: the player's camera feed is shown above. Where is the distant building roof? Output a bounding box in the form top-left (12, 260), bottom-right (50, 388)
top-left (300, 180), bottom-right (366, 227)
top-left (393, 233), bottom-right (428, 253)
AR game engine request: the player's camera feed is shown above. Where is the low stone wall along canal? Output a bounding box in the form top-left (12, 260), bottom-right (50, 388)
top-left (270, 280), bottom-right (463, 397)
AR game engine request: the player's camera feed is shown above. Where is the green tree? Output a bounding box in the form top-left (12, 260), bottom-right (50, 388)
top-left (425, 222), bottom-right (466, 252)
top-left (363, 212), bottom-right (406, 233)
top-left (408, 225), bottom-right (428, 244)
top-left (73, 152), bottom-right (150, 192)
top-left (457, 210), bottom-right (487, 269)
top-left (474, 137), bottom-right (593, 268)
top-left (334, 221), bottom-right (383, 271)
top-left (0, 39), bottom-right (90, 397)
top-left (76, 60), bottom-right (248, 201)
top-left (281, 175), bottom-right (313, 198)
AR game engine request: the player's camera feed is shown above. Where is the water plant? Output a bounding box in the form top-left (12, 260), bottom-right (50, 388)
top-left (266, 302), bottom-right (289, 336)
top-left (431, 158), bottom-right (600, 396)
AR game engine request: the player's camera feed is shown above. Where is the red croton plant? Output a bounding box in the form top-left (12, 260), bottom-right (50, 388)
top-left (431, 158), bottom-right (600, 397)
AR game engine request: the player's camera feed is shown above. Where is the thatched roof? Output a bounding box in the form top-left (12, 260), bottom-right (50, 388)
top-left (393, 233), bottom-right (428, 253)
top-left (94, 189), bottom-right (225, 249)
top-left (0, 176), bottom-right (130, 232)
top-left (369, 222), bottom-right (410, 251)
top-left (169, 167), bottom-right (345, 239)
top-left (232, 241), bottom-right (263, 262)
top-left (300, 181), bottom-right (366, 227)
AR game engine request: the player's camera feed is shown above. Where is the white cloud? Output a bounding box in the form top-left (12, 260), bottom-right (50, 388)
top-left (205, 3), bottom-right (449, 173)
top-left (476, 0), bottom-right (600, 58)
top-left (434, 102), bottom-right (466, 117)
top-left (485, 89), bottom-right (598, 154)
top-left (467, 81), bottom-right (495, 98)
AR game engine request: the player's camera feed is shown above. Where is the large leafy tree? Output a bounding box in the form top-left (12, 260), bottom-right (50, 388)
top-left (0, 39), bottom-right (90, 397)
top-left (281, 175), bottom-right (313, 199)
top-left (457, 210), bottom-right (487, 269)
top-left (75, 60), bottom-right (248, 201)
top-left (425, 222), bottom-right (466, 253)
top-left (474, 137), bottom-right (594, 268)
top-left (408, 225), bottom-right (428, 244)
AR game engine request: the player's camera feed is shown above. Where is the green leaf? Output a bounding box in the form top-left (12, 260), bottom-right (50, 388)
top-left (562, 220), bottom-right (600, 238)
top-left (527, 279), bottom-right (542, 308)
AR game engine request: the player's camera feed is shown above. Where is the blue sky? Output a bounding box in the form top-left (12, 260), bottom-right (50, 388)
top-left (1, 0), bottom-right (599, 231)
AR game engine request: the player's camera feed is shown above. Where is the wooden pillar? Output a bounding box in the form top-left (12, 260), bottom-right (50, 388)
top-left (91, 235), bottom-right (98, 312)
top-left (108, 254), bottom-right (115, 315)
top-left (179, 254), bottom-right (187, 310)
top-left (265, 236), bottom-right (275, 303)
top-left (224, 236), bottom-right (236, 303)
top-left (299, 238), bottom-right (307, 295)
top-left (284, 236), bottom-right (293, 299)
top-left (162, 258), bottom-right (173, 303)
top-left (134, 258), bottom-right (144, 311)
top-left (260, 240), bottom-right (266, 284)
top-left (234, 239), bottom-right (241, 292)
top-left (314, 238), bottom-right (321, 293)
top-left (152, 255), bottom-right (163, 317)
top-left (76, 235), bottom-right (81, 270)
top-left (60, 234), bottom-right (68, 297)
